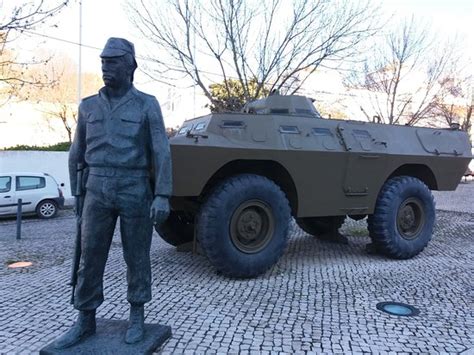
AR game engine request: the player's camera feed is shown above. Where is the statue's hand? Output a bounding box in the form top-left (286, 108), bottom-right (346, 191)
top-left (150, 196), bottom-right (170, 226)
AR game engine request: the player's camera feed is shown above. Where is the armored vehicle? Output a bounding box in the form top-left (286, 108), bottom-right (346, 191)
top-left (156, 94), bottom-right (472, 278)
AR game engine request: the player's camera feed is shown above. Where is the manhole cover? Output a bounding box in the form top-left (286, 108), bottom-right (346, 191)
top-left (376, 302), bottom-right (419, 316)
top-left (7, 261), bottom-right (33, 269)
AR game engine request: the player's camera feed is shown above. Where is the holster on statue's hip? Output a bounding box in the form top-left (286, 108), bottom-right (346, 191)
top-left (74, 163), bottom-right (89, 218)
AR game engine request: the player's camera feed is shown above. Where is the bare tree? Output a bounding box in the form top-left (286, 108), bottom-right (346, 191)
top-left (127, 0), bottom-right (380, 109)
top-left (44, 102), bottom-right (77, 142)
top-left (433, 74), bottom-right (473, 137)
top-left (346, 18), bottom-right (456, 126)
top-left (0, 1), bottom-right (69, 104)
top-left (23, 55), bottom-right (102, 142)
top-left (44, 72), bottom-right (102, 143)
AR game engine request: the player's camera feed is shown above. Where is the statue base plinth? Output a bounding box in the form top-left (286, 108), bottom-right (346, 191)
top-left (40, 318), bottom-right (172, 355)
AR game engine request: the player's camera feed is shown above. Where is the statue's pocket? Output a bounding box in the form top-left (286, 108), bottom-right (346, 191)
top-left (120, 114), bottom-right (142, 136)
top-left (86, 114), bottom-right (105, 139)
top-left (86, 113), bottom-right (103, 124)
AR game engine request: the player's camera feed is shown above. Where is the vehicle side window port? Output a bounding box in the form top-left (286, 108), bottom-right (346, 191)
top-left (178, 125), bottom-right (193, 136)
top-left (221, 120), bottom-right (245, 128)
top-left (271, 108), bottom-right (289, 114)
top-left (279, 125), bottom-right (300, 134)
top-left (312, 128), bottom-right (334, 137)
top-left (295, 108), bottom-right (321, 118)
top-left (194, 122), bottom-right (207, 131)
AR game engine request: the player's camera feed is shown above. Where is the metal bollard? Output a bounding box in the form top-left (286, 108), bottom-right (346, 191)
top-left (16, 198), bottom-right (22, 240)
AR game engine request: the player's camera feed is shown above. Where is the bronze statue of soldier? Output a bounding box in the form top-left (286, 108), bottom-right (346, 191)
top-left (53, 37), bottom-right (172, 349)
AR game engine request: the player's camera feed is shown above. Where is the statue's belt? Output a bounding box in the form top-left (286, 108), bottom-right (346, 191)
top-left (88, 166), bottom-right (149, 177)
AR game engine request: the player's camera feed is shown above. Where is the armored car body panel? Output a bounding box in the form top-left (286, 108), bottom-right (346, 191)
top-left (157, 95), bottom-right (472, 278)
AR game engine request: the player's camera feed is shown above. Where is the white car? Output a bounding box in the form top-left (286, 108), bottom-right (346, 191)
top-left (0, 172), bottom-right (65, 219)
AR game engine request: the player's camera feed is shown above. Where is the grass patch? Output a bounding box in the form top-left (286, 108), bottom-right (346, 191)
top-left (346, 226), bottom-right (369, 237)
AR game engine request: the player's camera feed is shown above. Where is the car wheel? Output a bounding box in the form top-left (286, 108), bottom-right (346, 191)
top-left (368, 176), bottom-right (435, 259)
top-left (296, 216), bottom-right (346, 236)
top-left (155, 211), bottom-right (194, 246)
top-left (36, 200), bottom-right (58, 219)
top-left (196, 174), bottom-right (291, 278)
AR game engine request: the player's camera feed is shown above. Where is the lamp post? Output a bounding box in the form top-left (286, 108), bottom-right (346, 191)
top-left (77, 0), bottom-right (83, 105)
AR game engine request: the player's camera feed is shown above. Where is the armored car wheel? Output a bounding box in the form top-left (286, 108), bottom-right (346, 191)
top-left (155, 211), bottom-right (194, 246)
top-left (196, 174), bottom-right (291, 278)
top-left (296, 216), bottom-right (346, 236)
top-left (368, 176), bottom-right (435, 259)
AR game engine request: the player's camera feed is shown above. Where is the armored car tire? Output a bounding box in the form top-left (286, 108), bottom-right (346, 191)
top-left (155, 211), bottom-right (194, 246)
top-left (296, 216), bottom-right (346, 236)
top-left (368, 176), bottom-right (435, 259)
top-left (196, 174), bottom-right (291, 278)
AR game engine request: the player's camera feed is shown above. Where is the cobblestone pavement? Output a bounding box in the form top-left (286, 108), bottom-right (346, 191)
top-left (0, 183), bottom-right (473, 354)
top-left (432, 180), bottom-right (474, 214)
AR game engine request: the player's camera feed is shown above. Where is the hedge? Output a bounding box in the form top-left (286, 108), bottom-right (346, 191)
top-left (3, 141), bottom-right (71, 151)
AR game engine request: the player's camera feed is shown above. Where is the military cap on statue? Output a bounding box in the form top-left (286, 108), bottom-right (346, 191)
top-left (100, 37), bottom-right (136, 58)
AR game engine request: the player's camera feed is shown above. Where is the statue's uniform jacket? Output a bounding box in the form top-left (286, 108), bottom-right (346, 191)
top-left (68, 86), bottom-right (171, 310)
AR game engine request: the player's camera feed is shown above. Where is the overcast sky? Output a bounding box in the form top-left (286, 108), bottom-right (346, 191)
top-left (18, 0), bottom-right (471, 70)
top-left (11, 0), bottom-right (473, 101)
top-left (2, 0), bottom-right (473, 145)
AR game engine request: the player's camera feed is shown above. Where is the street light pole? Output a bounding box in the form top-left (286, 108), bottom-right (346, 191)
top-left (77, 0), bottom-right (83, 105)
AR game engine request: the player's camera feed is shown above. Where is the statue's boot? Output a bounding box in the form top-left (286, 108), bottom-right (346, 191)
top-left (52, 310), bottom-right (96, 349)
top-left (125, 304), bottom-right (145, 344)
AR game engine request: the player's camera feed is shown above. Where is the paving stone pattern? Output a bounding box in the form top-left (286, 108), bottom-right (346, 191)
top-left (432, 180), bottom-right (474, 214)
top-left (0, 185), bottom-right (473, 354)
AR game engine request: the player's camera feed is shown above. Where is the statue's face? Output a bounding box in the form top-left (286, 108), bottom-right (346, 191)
top-left (101, 56), bottom-right (130, 88)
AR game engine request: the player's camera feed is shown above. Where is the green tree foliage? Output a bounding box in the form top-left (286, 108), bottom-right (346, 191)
top-left (208, 78), bottom-right (269, 112)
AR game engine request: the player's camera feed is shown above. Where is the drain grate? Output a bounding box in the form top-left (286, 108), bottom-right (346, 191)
top-left (376, 302), bottom-right (419, 317)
